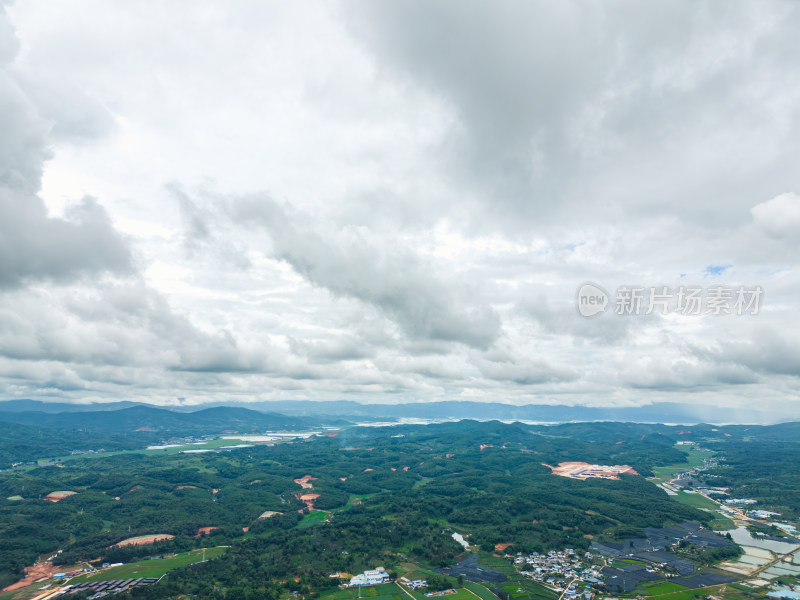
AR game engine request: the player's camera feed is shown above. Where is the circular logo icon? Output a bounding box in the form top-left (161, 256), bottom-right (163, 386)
top-left (576, 282), bottom-right (609, 318)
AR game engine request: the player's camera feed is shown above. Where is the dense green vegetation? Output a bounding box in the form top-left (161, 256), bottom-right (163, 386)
top-left (650, 447), bottom-right (709, 483)
top-left (530, 422), bottom-right (800, 519)
top-left (675, 538), bottom-right (743, 566)
top-left (0, 420), bottom-right (709, 593)
top-left (703, 439), bottom-right (800, 518)
top-left (2, 417), bottom-right (799, 599)
top-left (0, 405), bottom-right (342, 441)
top-left (70, 547), bottom-right (228, 582)
top-left (0, 421), bottom-right (154, 469)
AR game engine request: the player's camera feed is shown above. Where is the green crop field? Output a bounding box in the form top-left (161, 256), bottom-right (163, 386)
top-left (708, 517), bottom-right (736, 530)
top-left (296, 510), bottom-right (328, 528)
top-left (644, 582), bottom-right (689, 595)
top-left (320, 583), bottom-right (404, 600)
top-left (651, 447), bottom-right (709, 483)
top-left (671, 491), bottom-right (720, 510)
top-left (476, 554), bottom-right (517, 574)
top-left (647, 588), bottom-right (715, 600)
top-left (409, 589), bottom-right (475, 600)
top-left (401, 569), bottom-right (434, 582)
top-left (462, 582), bottom-right (502, 600)
top-left (69, 547), bottom-right (227, 583)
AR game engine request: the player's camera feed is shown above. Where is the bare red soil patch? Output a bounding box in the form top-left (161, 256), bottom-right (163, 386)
top-left (293, 475), bottom-right (317, 489)
top-left (44, 491), bottom-right (76, 502)
top-left (546, 461), bottom-right (638, 480)
top-left (195, 527), bottom-right (219, 537)
top-left (296, 492), bottom-right (320, 509)
top-left (2, 561), bottom-right (62, 592)
top-left (112, 534), bottom-right (175, 548)
top-left (495, 542), bottom-right (514, 551)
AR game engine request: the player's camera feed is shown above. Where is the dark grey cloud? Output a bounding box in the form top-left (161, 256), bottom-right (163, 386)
top-left (471, 346), bottom-right (579, 385)
top-left (693, 326), bottom-right (800, 378)
top-left (620, 360), bottom-right (758, 390)
top-left (0, 4), bottom-right (132, 288)
top-left (0, 281), bottom-right (270, 374)
top-left (0, 191), bottom-right (133, 288)
top-left (228, 193), bottom-right (502, 349)
top-left (169, 182), bottom-right (211, 241)
top-left (345, 1), bottom-right (800, 228)
top-left (1, 0), bottom-right (798, 410)
top-left (518, 294), bottom-right (638, 344)
top-left (0, 69), bottom-right (49, 190)
top-left (167, 182), bottom-right (252, 269)
top-left (290, 335), bottom-right (373, 364)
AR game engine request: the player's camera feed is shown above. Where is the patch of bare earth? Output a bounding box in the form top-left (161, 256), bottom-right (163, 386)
top-left (2, 561), bottom-right (62, 592)
top-left (293, 475), bottom-right (317, 489)
top-left (111, 534), bottom-right (175, 548)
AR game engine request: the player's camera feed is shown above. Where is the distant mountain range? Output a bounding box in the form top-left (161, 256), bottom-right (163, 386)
top-left (0, 399), bottom-right (146, 413)
top-left (244, 400), bottom-right (793, 424)
top-left (0, 398), bottom-right (795, 425)
top-left (0, 404), bottom-right (347, 434)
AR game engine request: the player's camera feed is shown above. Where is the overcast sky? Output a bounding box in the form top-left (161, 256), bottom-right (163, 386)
top-left (1, 1), bottom-right (799, 413)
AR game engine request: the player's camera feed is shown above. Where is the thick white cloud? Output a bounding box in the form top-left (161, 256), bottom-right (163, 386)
top-left (751, 193), bottom-right (800, 239)
top-left (0, 0), bottom-right (798, 415)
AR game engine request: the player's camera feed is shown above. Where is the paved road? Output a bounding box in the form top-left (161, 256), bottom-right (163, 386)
top-left (556, 577), bottom-right (578, 600)
top-left (750, 547), bottom-right (800, 576)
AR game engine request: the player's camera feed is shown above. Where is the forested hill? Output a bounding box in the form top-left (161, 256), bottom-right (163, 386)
top-left (0, 421), bottom-right (154, 469)
top-left (0, 406), bottom-right (350, 468)
top-left (0, 405), bottom-right (347, 434)
top-left (0, 419), bottom-right (708, 592)
top-left (524, 420), bottom-right (800, 444)
top-left (4, 399), bottom-right (796, 424)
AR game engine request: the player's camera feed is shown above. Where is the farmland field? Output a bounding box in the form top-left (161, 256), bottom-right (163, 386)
top-left (409, 589), bottom-right (475, 600)
top-left (646, 588), bottom-right (710, 600)
top-left (708, 517), bottom-right (736, 530)
top-left (69, 547), bottom-right (227, 583)
top-left (463, 582), bottom-right (503, 600)
top-left (320, 583), bottom-right (404, 600)
top-left (651, 447), bottom-right (709, 483)
top-left (671, 491), bottom-right (720, 510)
top-left (296, 510), bottom-right (328, 528)
top-left (644, 581), bottom-right (690, 595)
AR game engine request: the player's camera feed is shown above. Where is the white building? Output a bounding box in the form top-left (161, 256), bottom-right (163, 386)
top-left (350, 568), bottom-right (389, 586)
